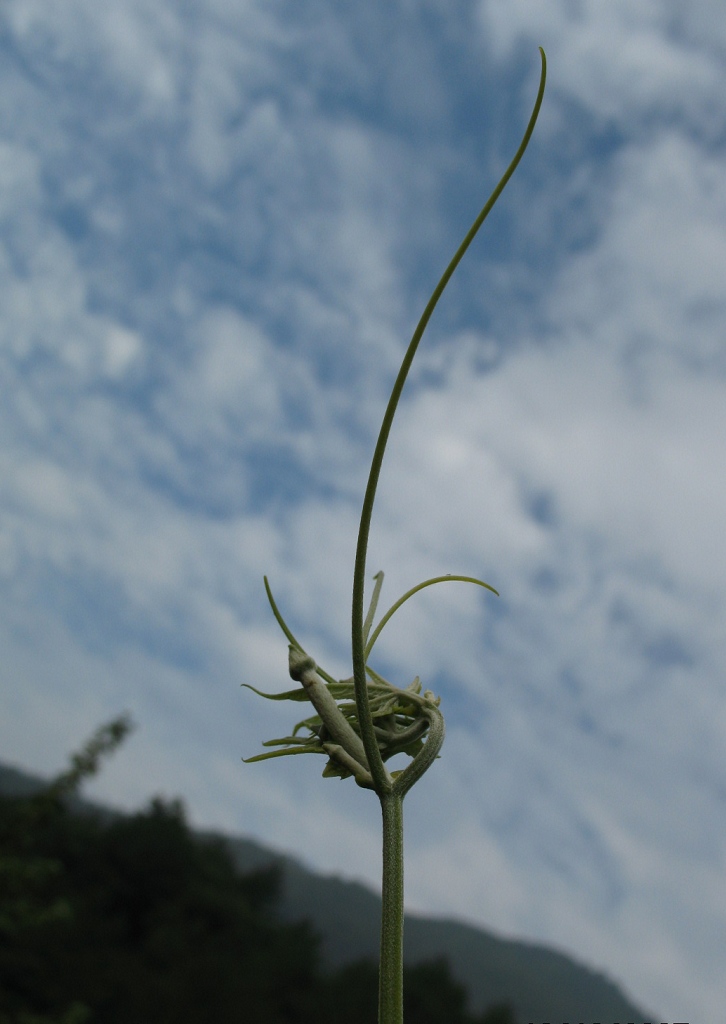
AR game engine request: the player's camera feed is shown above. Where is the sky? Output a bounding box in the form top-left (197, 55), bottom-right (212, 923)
top-left (1, 1), bottom-right (725, 1020)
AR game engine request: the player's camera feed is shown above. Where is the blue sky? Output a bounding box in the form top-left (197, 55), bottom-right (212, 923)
top-left (1, 2), bottom-right (725, 1020)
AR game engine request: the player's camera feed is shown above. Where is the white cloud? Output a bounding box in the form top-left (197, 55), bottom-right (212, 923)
top-left (2, 2), bottom-right (726, 1020)
top-left (480, 0), bottom-right (726, 128)
top-left (169, 307), bottom-right (284, 436)
top-left (550, 132), bottom-right (726, 371)
top-left (6, 0), bottom-right (181, 109)
top-left (102, 325), bottom-right (143, 378)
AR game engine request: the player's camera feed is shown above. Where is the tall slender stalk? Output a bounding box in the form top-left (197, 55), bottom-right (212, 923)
top-left (245, 47), bottom-right (546, 1024)
top-left (355, 48), bottom-right (546, 1024)
top-left (379, 793), bottom-right (405, 1022)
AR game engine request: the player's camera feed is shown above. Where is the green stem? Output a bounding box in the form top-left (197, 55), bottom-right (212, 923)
top-left (351, 48), bottom-right (547, 797)
top-left (379, 791), bottom-right (405, 1024)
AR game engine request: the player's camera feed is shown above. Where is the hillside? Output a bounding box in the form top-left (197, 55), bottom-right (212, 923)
top-left (0, 761), bottom-right (653, 1022)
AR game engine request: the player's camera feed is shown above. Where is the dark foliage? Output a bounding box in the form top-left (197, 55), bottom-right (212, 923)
top-left (0, 718), bottom-right (516, 1024)
top-left (0, 791), bottom-right (516, 1024)
top-left (0, 793), bottom-right (319, 1024)
top-left (318, 956), bottom-right (511, 1024)
top-left (479, 1004), bottom-right (517, 1024)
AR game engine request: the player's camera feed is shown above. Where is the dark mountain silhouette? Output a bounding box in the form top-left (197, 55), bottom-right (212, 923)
top-left (0, 760), bottom-right (653, 1022)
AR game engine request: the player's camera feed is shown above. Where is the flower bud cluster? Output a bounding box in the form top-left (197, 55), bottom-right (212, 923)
top-left (245, 643), bottom-right (439, 790)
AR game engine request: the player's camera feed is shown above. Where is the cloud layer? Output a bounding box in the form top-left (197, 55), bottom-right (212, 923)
top-left (1, 2), bottom-right (725, 1020)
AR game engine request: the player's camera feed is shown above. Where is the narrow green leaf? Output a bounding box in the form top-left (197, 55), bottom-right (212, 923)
top-left (261, 735), bottom-right (319, 748)
top-left (365, 575), bottom-right (499, 658)
top-left (263, 577), bottom-right (338, 686)
top-left (292, 714), bottom-right (323, 736)
top-left (241, 683), bottom-right (313, 703)
top-left (263, 575), bottom-right (302, 649)
top-left (363, 571), bottom-right (385, 646)
top-left (243, 745), bottom-right (323, 764)
top-left (322, 759), bottom-right (353, 780)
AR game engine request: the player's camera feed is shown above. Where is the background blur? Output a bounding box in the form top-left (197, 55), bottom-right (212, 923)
top-left (1, 3), bottom-right (725, 1021)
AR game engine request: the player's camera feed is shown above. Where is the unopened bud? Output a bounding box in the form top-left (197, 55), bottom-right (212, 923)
top-left (289, 646), bottom-right (316, 682)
